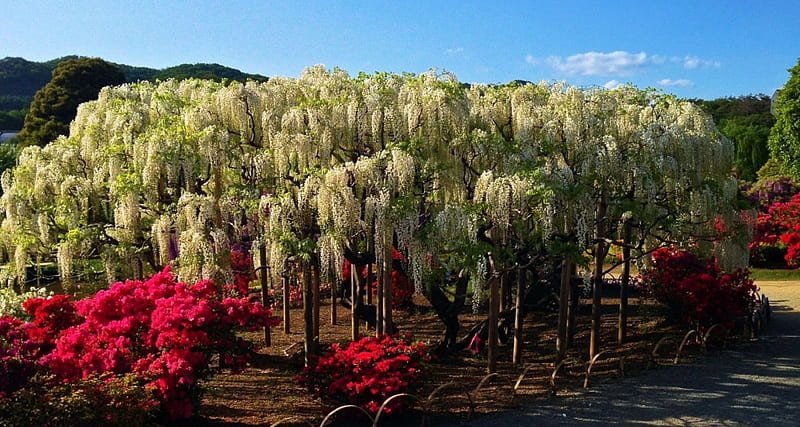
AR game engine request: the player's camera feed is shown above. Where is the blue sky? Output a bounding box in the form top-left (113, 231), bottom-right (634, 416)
top-left (2, 0), bottom-right (798, 99)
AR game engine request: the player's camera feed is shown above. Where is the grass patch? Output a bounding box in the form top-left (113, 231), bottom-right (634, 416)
top-left (749, 267), bottom-right (800, 282)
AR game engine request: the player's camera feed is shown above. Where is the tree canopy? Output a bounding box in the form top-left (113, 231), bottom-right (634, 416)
top-left (153, 63), bottom-right (269, 83)
top-left (693, 95), bottom-right (774, 182)
top-left (0, 69), bottom-right (738, 292)
top-left (15, 58), bottom-right (125, 149)
top-left (769, 58), bottom-right (800, 180)
top-left (0, 57), bottom-right (53, 98)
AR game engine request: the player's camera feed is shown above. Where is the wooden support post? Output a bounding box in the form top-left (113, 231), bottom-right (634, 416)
top-left (488, 272), bottom-right (500, 374)
top-left (302, 260), bottom-right (318, 366)
top-left (382, 244), bottom-right (393, 335)
top-left (351, 266), bottom-right (360, 341)
top-left (330, 270), bottom-right (337, 326)
top-left (512, 266), bottom-right (525, 365)
top-left (282, 271), bottom-right (290, 334)
top-left (618, 219), bottom-right (632, 344)
top-left (589, 199), bottom-right (608, 359)
top-left (556, 258), bottom-right (571, 361)
top-left (258, 245), bottom-right (271, 347)
top-left (312, 263), bottom-right (320, 341)
top-left (376, 261), bottom-right (384, 336)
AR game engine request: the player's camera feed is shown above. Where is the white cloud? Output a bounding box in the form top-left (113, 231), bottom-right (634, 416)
top-left (603, 80), bottom-right (622, 89)
top-left (658, 78), bottom-right (694, 87)
top-left (536, 51), bottom-right (721, 77)
top-left (682, 56), bottom-right (720, 69)
top-left (445, 47), bottom-right (464, 55)
top-left (545, 51), bottom-right (652, 76)
top-left (525, 54), bottom-right (539, 65)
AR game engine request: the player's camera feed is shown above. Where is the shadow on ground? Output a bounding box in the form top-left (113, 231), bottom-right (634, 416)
top-left (448, 284), bottom-right (800, 426)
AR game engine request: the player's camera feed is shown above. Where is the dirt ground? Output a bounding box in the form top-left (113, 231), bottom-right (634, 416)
top-left (445, 280), bottom-right (800, 426)
top-left (197, 289), bottom-right (690, 426)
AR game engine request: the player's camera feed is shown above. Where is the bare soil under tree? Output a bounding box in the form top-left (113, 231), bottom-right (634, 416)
top-left (198, 290), bottom-right (693, 426)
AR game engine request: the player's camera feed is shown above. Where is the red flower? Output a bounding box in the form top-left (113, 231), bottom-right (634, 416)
top-left (299, 334), bottom-right (429, 415)
top-left (640, 248), bottom-right (758, 330)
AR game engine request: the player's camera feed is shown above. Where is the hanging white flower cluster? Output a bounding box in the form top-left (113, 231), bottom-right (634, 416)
top-left (0, 66), bottom-right (736, 294)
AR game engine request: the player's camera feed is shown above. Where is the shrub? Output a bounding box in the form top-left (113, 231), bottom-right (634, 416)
top-left (0, 373), bottom-right (158, 426)
top-left (341, 248), bottom-right (415, 309)
top-left (299, 334), bottom-right (430, 414)
top-left (750, 190), bottom-right (800, 267)
top-left (22, 294), bottom-right (81, 348)
top-left (0, 316), bottom-right (41, 396)
top-left (0, 267), bottom-right (278, 421)
top-left (640, 247), bottom-right (758, 330)
top-left (228, 248), bottom-right (254, 297)
top-left (42, 267), bottom-right (280, 420)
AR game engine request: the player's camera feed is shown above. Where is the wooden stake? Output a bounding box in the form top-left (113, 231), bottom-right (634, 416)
top-left (258, 245), bottom-right (271, 347)
top-left (512, 266), bottom-right (525, 365)
top-left (487, 272), bottom-right (500, 374)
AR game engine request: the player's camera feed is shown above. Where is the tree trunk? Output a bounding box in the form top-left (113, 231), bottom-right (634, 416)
top-left (428, 272), bottom-right (468, 351)
top-left (512, 266), bottom-right (525, 365)
top-left (500, 272), bottom-right (508, 312)
top-left (367, 263), bottom-right (373, 306)
top-left (589, 199), bottom-right (608, 359)
top-left (618, 219), bottom-right (633, 344)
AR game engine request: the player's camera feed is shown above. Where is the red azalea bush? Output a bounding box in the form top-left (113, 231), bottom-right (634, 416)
top-left (0, 316), bottom-right (40, 397)
top-left (286, 280), bottom-right (332, 308)
top-left (229, 249), bottom-right (254, 296)
top-left (767, 193), bottom-right (800, 266)
top-left (22, 294), bottom-right (81, 348)
top-left (750, 190), bottom-right (800, 267)
top-left (0, 267), bottom-right (280, 422)
top-left (341, 248), bottom-right (415, 309)
top-left (640, 247), bottom-right (758, 330)
top-left (1, 295), bottom-right (80, 397)
top-left (388, 270), bottom-right (414, 308)
top-left (298, 334), bottom-right (430, 415)
top-left (44, 267), bottom-right (279, 420)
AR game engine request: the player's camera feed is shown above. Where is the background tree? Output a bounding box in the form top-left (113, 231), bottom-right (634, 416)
top-left (0, 57), bottom-right (53, 102)
top-left (153, 63), bottom-right (269, 83)
top-left (769, 58), bottom-right (800, 180)
top-left (0, 109), bottom-right (26, 129)
top-left (693, 95), bottom-right (774, 182)
top-left (16, 58), bottom-right (125, 148)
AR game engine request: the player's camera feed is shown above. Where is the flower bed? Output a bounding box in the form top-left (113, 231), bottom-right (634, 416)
top-left (0, 267), bottom-right (279, 422)
top-left (298, 334), bottom-right (431, 414)
top-left (640, 247), bottom-right (758, 330)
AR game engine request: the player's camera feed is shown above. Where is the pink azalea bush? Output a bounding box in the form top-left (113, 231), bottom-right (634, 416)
top-left (299, 334), bottom-right (430, 415)
top-left (0, 316), bottom-right (40, 397)
top-left (0, 267), bottom-right (280, 422)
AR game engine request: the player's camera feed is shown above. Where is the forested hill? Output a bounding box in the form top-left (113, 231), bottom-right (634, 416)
top-left (0, 56), bottom-right (269, 110)
top-left (690, 95), bottom-right (775, 181)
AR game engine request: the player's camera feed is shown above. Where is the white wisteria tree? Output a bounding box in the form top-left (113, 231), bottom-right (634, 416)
top-left (0, 68), bottom-right (737, 369)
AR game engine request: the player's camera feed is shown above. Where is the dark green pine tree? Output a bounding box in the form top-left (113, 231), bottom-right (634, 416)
top-left (16, 57), bottom-right (125, 148)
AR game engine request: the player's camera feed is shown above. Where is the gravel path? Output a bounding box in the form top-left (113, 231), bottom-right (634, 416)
top-left (446, 281), bottom-right (800, 426)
